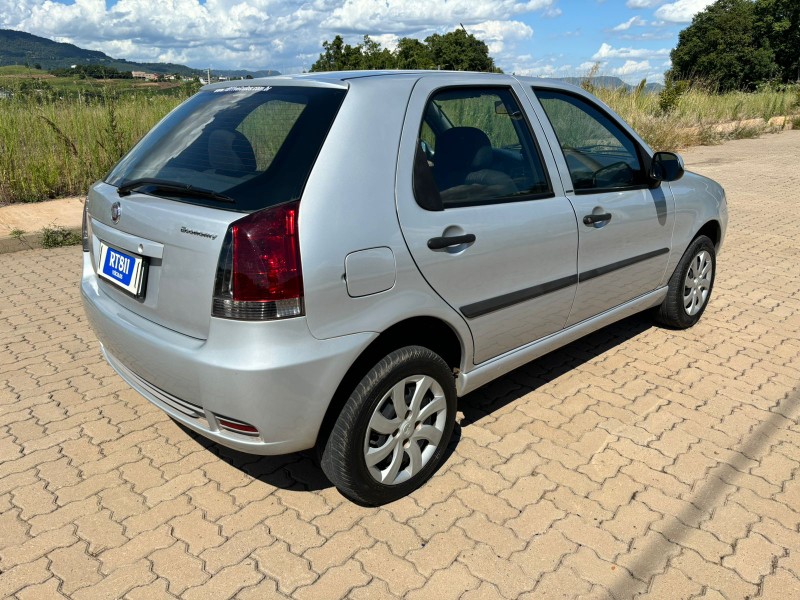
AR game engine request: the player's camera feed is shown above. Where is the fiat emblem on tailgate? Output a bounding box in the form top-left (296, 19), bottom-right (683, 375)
top-left (111, 201), bottom-right (121, 224)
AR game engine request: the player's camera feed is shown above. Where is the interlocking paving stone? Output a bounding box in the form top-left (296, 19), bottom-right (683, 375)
top-left (1, 131), bottom-right (799, 598)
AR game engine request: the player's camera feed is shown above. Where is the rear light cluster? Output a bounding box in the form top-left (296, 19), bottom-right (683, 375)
top-left (212, 200), bottom-right (304, 320)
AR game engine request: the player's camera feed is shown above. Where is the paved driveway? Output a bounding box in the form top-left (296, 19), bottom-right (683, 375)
top-left (1, 132), bottom-right (799, 599)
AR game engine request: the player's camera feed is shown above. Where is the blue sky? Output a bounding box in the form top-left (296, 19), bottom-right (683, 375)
top-left (0, 0), bottom-right (713, 82)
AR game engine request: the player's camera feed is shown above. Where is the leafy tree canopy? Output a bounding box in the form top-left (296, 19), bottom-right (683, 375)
top-left (309, 29), bottom-right (500, 73)
top-left (670, 0), bottom-right (799, 90)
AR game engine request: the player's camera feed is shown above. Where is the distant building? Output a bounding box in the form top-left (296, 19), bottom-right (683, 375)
top-left (132, 71), bottom-right (158, 81)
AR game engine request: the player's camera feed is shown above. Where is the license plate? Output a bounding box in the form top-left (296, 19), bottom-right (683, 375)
top-left (98, 243), bottom-right (147, 297)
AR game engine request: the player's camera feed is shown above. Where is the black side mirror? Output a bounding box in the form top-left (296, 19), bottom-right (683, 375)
top-left (650, 151), bottom-right (685, 184)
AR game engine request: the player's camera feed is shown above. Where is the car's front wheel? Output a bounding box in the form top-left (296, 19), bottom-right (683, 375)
top-left (321, 345), bottom-right (457, 506)
top-left (655, 234), bottom-right (716, 329)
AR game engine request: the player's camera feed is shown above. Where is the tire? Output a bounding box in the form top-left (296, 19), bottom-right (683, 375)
top-left (320, 345), bottom-right (457, 506)
top-left (655, 235), bottom-right (716, 329)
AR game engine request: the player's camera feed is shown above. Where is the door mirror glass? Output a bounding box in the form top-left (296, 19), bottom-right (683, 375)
top-left (650, 151), bottom-right (685, 183)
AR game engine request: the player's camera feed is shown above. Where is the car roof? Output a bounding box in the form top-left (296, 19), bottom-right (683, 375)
top-left (204, 70), bottom-right (585, 94)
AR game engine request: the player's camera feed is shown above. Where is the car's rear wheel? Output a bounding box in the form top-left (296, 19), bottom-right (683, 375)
top-left (320, 345), bottom-right (457, 506)
top-left (655, 235), bottom-right (716, 329)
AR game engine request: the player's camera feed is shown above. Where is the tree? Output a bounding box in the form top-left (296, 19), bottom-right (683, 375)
top-left (309, 29), bottom-right (498, 73)
top-left (309, 35), bottom-right (363, 72)
top-left (754, 0), bottom-right (800, 83)
top-left (670, 0), bottom-right (798, 90)
top-left (425, 29), bottom-right (497, 72)
top-left (395, 38), bottom-right (434, 69)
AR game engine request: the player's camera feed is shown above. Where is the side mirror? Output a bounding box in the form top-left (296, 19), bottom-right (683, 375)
top-left (494, 100), bottom-right (523, 119)
top-left (650, 151), bottom-right (685, 184)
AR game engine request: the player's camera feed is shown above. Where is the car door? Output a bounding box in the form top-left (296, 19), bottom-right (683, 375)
top-left (395, 75), bottom-right (579, 365)
top-left (527, 87), bottom-right (675, 326)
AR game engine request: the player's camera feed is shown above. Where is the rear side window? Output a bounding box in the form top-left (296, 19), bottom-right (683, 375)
top-left (414, 87), bottom-right (551, 210)
top-left (106, 86), bottom-right (346, 211)
top-left (535, 89), bottom-right (648, 192)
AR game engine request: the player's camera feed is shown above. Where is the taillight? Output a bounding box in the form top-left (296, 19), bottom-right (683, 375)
top-left (212, 201), bottom-right (303, 320)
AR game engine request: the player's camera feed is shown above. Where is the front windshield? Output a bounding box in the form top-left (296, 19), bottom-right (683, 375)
top-left (106, 85), bottom-right (346, 211)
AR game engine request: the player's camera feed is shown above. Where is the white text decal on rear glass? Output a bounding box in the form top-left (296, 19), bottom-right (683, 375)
top-left (213, 86), bottom-right (273, 93)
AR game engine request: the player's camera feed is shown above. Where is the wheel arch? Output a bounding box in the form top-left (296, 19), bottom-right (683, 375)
top-left (314, 316), bottom-right (464, 454)
top-left (695, 219), bottom-right (722, 251)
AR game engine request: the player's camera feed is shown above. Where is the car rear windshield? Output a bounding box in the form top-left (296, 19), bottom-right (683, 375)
top-left (105, 85), bottom-right (347, 211)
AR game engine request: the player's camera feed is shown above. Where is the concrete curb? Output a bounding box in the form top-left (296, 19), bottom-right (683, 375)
top-left (0, 196), bottom-right (84, 255)
top-left (0, 227), bottom-right (83, 254)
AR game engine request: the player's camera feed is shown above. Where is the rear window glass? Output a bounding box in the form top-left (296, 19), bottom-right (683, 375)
top-left (106, 86), bottom-right (347, 211)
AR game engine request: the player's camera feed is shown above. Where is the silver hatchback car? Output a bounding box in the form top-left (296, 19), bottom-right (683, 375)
top-left (82, 71), bottom-right (727, 505)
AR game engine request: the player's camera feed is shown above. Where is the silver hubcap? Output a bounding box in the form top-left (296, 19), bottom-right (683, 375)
top-left (683, 250), bottom-right (713, 316)
top-left (363, 375), bottom-right (448, 486)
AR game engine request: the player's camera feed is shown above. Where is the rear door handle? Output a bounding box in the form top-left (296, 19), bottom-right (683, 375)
top-left (583, 213), bottom-right (612, 225)
top-left (427, 234), bottom-right (476, 250)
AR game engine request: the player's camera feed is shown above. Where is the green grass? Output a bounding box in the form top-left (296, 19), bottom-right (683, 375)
top-left (40, 223), bottom-right (82, 248)
top-left (0, 65), bottom-right (46, 75)
top-left (0, 66), bottom-right (798, 203)
top-left (0, 67), bottom-right (199, 203)
top-left (0, 94), bottom-right (185, 202)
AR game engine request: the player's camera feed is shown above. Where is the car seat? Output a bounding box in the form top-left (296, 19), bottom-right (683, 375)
top-left (432, 127), bottom-right (517, 198)
top-left (207, 130), bottom-right (257, 175)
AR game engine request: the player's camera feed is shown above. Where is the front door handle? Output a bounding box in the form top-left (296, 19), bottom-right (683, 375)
top-left (427, 233), bottom-right (476, 250)
top-left (583, 213), bottom-right (612, 225)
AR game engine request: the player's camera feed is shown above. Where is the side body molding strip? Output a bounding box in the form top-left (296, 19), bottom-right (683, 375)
top-left (459, 248), bottom-right (669, 319)
top-left (578, 248), bottom-right (670, 282)
top-left (460, 274), bottom-right (578, 319)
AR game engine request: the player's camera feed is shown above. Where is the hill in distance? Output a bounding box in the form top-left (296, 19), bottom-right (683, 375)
top-left (0, 28), bottom-right (279, 78)
top-left (557, 75), bottom-right (664, 93)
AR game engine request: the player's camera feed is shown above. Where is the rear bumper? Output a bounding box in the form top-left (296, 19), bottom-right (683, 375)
top-left (81, 253), bottom-right (376, 455)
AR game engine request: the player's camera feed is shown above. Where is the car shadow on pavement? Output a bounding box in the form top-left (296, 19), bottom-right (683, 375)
top-left (457, 312), bottom-right (655, 428)
top-left (174, 312), bottom-right (655, 495)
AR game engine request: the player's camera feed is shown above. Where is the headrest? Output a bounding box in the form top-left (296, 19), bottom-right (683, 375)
top-left (208, 129), bottom-right (256, 173)
top-left (435, 127), bottom-right (493, 172)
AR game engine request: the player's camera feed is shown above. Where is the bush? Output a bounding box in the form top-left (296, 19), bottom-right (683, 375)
top-left (40, 224), bottom-right (82, 248)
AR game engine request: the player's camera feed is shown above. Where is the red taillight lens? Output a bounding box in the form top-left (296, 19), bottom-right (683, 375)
top-left (212, 201), bottom-right (303, 320)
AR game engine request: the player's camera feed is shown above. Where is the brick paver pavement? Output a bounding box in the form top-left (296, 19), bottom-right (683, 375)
top-left (1, 131), bottom-right (799, 599)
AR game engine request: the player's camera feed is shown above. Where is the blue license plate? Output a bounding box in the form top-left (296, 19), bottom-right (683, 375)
top-left (98, 243), bottom-right (146, 296)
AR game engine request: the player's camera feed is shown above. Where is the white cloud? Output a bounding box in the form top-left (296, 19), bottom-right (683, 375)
top-left (612, 16), bottom-right (646, 31)
top-left (322, 0), bottom-right (555, 32)
top-left (0, 0), bottom-right (672, 84)
top-left (626, 0), bottom-right (662, 7)
top-left (592, 42), bottom-right (670, 60)
top-left (471, 20), bottom-right (533, 54)
top-left (610, 59), bottom-right (650, 76)
top-left (371, 33), bottom-right (400, 52)
top-left (1, 0), bottom-right (558, 72)
top-left (655, 0), bottom-right (713, 23)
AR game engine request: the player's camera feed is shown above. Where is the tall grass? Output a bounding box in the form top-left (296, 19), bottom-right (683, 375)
top-left (593, 84), bottom-right (799, 150)
top-left (0, 76), bottom-right (798, 204)
top-left (0, 93), bottom-right (186, 203)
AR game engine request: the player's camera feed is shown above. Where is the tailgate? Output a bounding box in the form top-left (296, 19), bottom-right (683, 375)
top-left (87, 182), bottom-right (238, 340)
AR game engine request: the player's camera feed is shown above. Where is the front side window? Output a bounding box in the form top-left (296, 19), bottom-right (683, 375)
top-left (106, 86), bottom-right (346, 211)
top-left (535, 89), bottom-right (648, 192)
top-left (414, 87), bottom-right (551, 209)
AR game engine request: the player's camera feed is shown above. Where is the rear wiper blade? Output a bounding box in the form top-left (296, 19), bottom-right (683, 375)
top-left (116, 178), bottom-right (234, 203)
